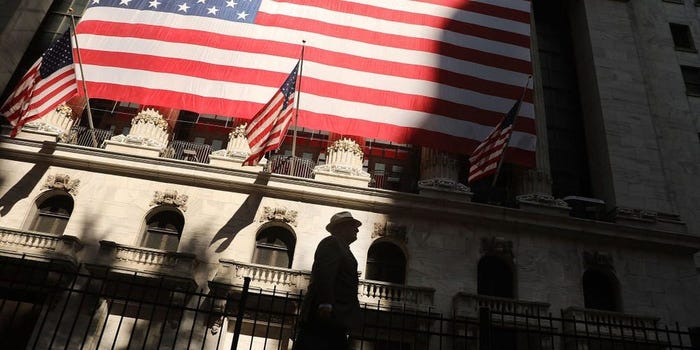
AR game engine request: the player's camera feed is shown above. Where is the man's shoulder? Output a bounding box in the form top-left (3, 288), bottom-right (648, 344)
top-left (318, 235), bottom-right (341, 248)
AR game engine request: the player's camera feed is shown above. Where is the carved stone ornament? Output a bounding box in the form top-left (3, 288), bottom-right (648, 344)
top-left (211, 123), bottom-right (251, 159)
top-left (583, 251), bottom-right (613, 270)
top-left (109, 108), bottom-right (170, 148)
top-left (516, 193), bottom-right (569, 208)
top-left (313, 138), bottom-right (370, 178)
top-left (417, 178), bottom-right (472, 194)
top-left (372, 221), bottom-right (407, 242)
top-left (43, 174), bottom-right (80, 195)
top-left (24, 103), bottom-right (76, 136)
top-left (259, 206), bottom-right (298, 227)
top-left (480, 237), bottom-right (513, 258)
top-left (150, 190), bottom-right (188, 212)
top-left (614, 206), bottom-right (677, 222)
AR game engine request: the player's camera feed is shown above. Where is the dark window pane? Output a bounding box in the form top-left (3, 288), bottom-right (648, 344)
top-left (142, 210), bottom-right (183, 251)
top-left (583, 269), bottom-right (619, 311)
top-left (477, 256), bottom-right (514, 298)
top-left (253, 227), bottom-right (295, 268)
top-left (670, 23), bottom-right (695, 51)
top-left (30, 195), bottom-right (73, 235)
top-left (366, 242), bottom-right (405, 284)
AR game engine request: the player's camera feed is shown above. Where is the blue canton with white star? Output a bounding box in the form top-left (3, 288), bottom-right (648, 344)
top-left (40, 30), bottom-right (74, 78)
top-left (280, 62), bottom-right (299, 110)
top-left (88, 0), bottom-right (262, 24)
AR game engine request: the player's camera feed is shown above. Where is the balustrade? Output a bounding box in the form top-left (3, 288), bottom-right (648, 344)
top-left (562, 307), bottom-right (660, 339)
top-left (453, 292), bottom-right (550, 319)
top-left (0, 227), bottom-right (82, 264)
top-left (359, 279), bottom-right (434, 307)
top-left (98, 240), bottom-right (197, 278)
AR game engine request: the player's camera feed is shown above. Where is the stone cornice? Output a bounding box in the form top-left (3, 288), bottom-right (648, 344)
top-left (2, 138), bottom-right (700, 251)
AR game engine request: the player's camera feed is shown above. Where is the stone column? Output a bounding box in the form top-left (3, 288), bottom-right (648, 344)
top-left (313, 138), bottom-right (371, 187)
top-left (104, 108), bottom-right (170, 157)
top-left (417, 148), bottom-right (472, 202)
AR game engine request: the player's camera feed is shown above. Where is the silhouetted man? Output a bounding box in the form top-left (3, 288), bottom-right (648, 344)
top-left (295, 211), bottom-right (361, 350)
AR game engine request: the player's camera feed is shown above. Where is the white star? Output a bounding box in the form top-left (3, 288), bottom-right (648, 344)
top-left (92, 0), bottom-right (100, 4)
top-left (148, 0), bottom-right (161, 8)
top-left (197, 0), bottom-right (206, 3)
top-left (207, 6), bottom-right (219, 15)
top-left (236, 11), bottom-right (249, 20)
top-left (119, 0), bottom-right (132, 5)
top-left (225, 0), bottom-right (237, 8)
top-left (178, 2), bottom-right (190, 12)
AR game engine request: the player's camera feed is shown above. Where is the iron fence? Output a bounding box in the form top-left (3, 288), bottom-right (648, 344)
top-left (0, 258), bottom-right (697, 349)
top-left (64, 126), bottom-right (114, 148)
top-left (267, 156), bottom-right (315, 179)
top-left (164, 140), bottom-right (213, 164)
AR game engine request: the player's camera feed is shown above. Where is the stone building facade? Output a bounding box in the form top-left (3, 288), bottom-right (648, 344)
top-left (0, 0), bottom-right (699, 349)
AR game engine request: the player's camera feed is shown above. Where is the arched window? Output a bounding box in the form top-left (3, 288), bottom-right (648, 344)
top-left (477, 255), bottom-right (515, 298)
top-left (29, 194), bottom-right (74, 235)
top-left (252, 226), bottom-right (295, 268)
top-left (365, 241), bottom-right (406, 284)
top-left (582, 269), bottom-right (620, 311)
top-left (141, 209), bottom-right (184, 251)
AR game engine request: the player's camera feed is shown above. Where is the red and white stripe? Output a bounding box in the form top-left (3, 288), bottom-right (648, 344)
top-left (1, 61), bottom-right (77, 136)
top-left (75, 0), bottom-right (535, 166)
top-left (467, 123), bottom-right (513, 183)
top-left (243, 91), bottom-right (296, 166)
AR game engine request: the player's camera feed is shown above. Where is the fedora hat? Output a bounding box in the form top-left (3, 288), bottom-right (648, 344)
top-left (326, 211), bottom-right (362, 232)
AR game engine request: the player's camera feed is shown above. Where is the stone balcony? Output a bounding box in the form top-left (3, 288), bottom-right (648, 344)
top-left (453, 292), bottom-right (551, 319)
top-left (562, 307), bottom-right (660, 340)
top-left (93, 240), bottom-right (197, 283)
top-left (213, 260), bottom-right (435, 307)
top-left (0, 227), bottom-right (83, 266)
top-left (359, 279), bottom-right (435, 308)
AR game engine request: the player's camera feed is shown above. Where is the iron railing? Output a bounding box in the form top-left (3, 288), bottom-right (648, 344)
top-left (64, 126), bottom-right (114, 148)
top-left (0, 259), bottom-right (698, 349)
top-left (165, 140), bottom-right (212, 164)
top-left (267, 155), bottom-right (315, 179)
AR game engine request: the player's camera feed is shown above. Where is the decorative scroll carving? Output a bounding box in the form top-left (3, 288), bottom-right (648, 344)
top-left (516, 193), bottom-right (569, 208)
top-left (151, 190), bottom-right (188, 211)
top-left (259, 206), bottom-right (298, 227)
top-left (583, 251), bottom-right (614, 270)
top-left (417, 178), bottom-right (472, 194)
top-left (480, 237), bottom-right (513, 258)
top-left (615, 206), bottom-right (682, 224)
top-left (372, 221), bottom-right (407, 242)
top-left (43, 174), bottom-right (80, 195)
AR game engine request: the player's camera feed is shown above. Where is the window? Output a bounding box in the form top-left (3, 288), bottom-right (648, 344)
top-left (141, 209), bottom-right (184, 251)
top-left (670, 23), bottom-right (696, 51)
top-left (680, 65), bottom-right (700, 96)
top-left (365, 242), bottom-right (406, 284)
top-left (29, 194), bottom-right (74, 235)
top-left (252, 227), bottom-right (295, 268)
top-left (477, 256), bottom-right (515, 298)
top-left (582, 269), bottom-right (620, 311)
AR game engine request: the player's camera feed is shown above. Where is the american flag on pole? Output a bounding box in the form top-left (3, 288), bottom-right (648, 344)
top-left (1, 30), bottom-right (78, 136)
top-left (74, 0), bottom-right (534, 166)
top-left (243, 62), bottom-right (299, 166)
top-left (468, 97), bottom-right (522, 183)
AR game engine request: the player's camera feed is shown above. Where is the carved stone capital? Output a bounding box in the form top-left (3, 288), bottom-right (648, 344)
top-left (480, 237), bottom-right (513, 258)
top-left (583, 251), bottom-right (613, 270)
top-left (151, 190), bottom-right (188, 211)
top-left (43, 174), bottom-right (80, 196)
top-left (417, 178), bottom-right (472, 194)
top-left (372, 221), bottom-right (407, 243)
top-left (516, 193), bottom-right (569, 208)
top-left (260, 206), bottom-right (298, 227)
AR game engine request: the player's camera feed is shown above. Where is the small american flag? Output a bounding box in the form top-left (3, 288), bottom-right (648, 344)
top-left (468, 97), bottom-right (522, 184)
top-left (1, 30), bottom-right (78, 136)
top-left (243, 62), bottom-right (299, 166)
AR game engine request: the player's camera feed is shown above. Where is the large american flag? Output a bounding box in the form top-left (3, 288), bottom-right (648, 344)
top-left (244, 62), bottom-right (299, 166)
top-left (2, 30), bottom-right (78, 136)
top-left (75, 0), bottom-right (534, 165)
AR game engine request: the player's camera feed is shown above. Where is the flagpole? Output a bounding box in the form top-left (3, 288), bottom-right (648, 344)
top-left (490, 75), bottom-right (532, 188)
top-left (289, 40), bottom-right (305, 176)
top-left (68, 8), bottom-right (98, 148)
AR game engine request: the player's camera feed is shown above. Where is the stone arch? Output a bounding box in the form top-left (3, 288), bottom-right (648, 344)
top-left (365, 239), bottom-right (407, 284)
top-left (26, 189), bottom-right (74, 235)
top-left (251, 221), bottom-right (296, 269)
top-left (582, 268), bottom-right (621, 312)
top-left (139, 206), bottom-right (185, 251)
top-left (477, 255), bottom-right (516, 298)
